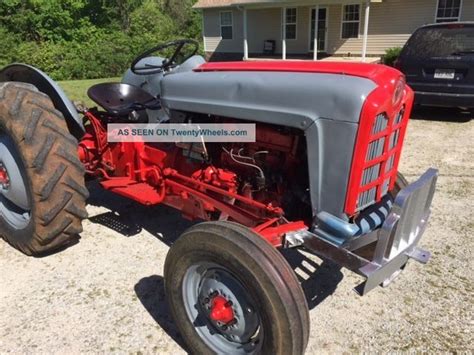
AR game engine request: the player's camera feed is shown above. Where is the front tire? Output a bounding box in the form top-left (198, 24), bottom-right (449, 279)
top-left (164, 221), bottom-right (309, 354)
top-left (0, 82), bottom-right (88, 256)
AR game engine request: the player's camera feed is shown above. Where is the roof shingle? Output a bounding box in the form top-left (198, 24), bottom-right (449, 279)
top-left (193, 0), bottom-right (265, 9)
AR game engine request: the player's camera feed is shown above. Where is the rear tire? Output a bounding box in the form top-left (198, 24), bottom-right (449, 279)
top-left (164, 221), bottom-right (309, 355)
top-left (0, 82), bottom-right (88, 256)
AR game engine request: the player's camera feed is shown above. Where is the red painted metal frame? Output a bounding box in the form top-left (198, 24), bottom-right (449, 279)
top-left (253, 219), bottom-right (307, 247)
top-left (344, 77), bottom-right (414, 216)
top-left (78, 110), bottom-right (297, 247)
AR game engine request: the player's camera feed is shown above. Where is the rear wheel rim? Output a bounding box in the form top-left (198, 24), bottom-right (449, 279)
top-left (182, 262), bottom-right (263, 354)
top-left (0, 132), bottom-right (31, 229)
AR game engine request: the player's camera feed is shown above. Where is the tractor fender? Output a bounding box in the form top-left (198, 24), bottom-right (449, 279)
top-left (0, 64), bottom-right (85, 138)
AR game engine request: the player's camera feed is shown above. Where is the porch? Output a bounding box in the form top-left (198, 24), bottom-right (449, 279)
top-left (240, 1), bottom-right (374, 61)
top-left (246, 55), bottom-right (382, 63)
top-left (198, 0), bottom-right (427, 63)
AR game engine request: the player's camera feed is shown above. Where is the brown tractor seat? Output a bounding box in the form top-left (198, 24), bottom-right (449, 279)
top-left (87, 83), bottom-right (161, 116)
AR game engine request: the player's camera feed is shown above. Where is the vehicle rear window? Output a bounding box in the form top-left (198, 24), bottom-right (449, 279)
top-left (403, 25), bottom-right (474, 58)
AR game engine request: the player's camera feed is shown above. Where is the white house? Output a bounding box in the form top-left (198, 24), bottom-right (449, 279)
top-left (194, 0), bottom-right (474, 61)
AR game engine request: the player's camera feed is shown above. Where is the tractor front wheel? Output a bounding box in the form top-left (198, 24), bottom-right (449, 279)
top-left (0, 82), bottom-right (88, 256)
top-left (164, 221), bottom-right (310, 355)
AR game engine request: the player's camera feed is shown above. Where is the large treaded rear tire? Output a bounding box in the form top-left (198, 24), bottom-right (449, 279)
top-left (165, 221), bottom-right (310, 355)
top-left (0, 82), bottom-right (88, 256)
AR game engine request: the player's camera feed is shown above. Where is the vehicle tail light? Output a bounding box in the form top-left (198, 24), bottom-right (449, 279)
top-left (345, 81), bottom-right (413, 216)
top-left (447, 23), bottom-right (464, 29)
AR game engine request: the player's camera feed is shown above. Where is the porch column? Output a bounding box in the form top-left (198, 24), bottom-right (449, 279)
top-left (282, 8), bottom-right (287, 60)
top-left (243, 8), bottom-right (249, 60)
top-left (313, 5), bottom-right (319, 61)
top-left (362, 0), bottom-right (370, 62)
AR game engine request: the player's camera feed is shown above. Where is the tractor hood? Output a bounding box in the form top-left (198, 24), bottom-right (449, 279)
top-left (159, 61), bottom-right (401, 219)
top-left (160, 61), bottom-right (384, 128)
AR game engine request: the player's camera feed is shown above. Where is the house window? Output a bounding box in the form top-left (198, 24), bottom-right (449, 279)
top-left (284, 8), bottom-right (297, 40)
top-left (436, 0), bottom-right (462, 23)
top-left (220, 11), bottom-right (233, 40)
top-left (341, 4), bottom-right (360, 39)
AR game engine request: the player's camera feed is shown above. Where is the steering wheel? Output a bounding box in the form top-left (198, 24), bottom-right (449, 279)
top-left (131, 39), bottom-right (199, 75)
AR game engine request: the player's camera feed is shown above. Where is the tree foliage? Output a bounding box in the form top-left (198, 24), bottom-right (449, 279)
top-left (0, 0), bottom-right (202, 80)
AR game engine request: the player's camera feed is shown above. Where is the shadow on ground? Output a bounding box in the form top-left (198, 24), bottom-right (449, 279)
top-left (87, 181), bottom-right (194, 246)
top-left (281, 248), bottom-right (344, 310)
top-left (411, 106), bottom-right (472, 123)
top-left (87, 181), bottom-right (344, 350)
top-left (134, 275), bottom-right (189, 352)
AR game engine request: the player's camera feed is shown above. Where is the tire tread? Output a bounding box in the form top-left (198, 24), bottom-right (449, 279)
top-left (0, 82), bottom-right (88, 256)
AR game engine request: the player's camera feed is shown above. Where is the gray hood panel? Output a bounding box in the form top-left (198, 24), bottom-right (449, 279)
top-left (161, 71), bottom-right (376, 126)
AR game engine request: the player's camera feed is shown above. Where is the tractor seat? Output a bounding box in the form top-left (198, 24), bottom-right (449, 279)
top-left (87, 83), bottom-right (161, 116)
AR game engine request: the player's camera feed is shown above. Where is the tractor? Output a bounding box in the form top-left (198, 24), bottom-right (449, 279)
top-left (0, 40), bottom-right (437, 354)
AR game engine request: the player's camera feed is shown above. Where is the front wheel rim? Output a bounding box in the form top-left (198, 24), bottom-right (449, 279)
top-left (182, 262), bottom-right (263, 354)
top-left (0, 132), bottom-right (31, 229)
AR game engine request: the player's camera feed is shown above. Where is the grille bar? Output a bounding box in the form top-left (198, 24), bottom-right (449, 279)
top-left (355, 106), bottom-right (407, 213)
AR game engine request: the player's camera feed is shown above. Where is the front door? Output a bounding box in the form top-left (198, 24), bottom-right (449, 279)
top-left (310, 7), bottom-right (328, 52)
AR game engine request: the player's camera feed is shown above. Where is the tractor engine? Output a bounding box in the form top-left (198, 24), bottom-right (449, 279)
top-left (78, 111), bottom-right (313, 230)
top-left (203, 119), bottom-right (311, 222)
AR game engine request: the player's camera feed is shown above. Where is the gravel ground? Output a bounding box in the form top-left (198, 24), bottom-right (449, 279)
top-left (1, 107), bottom-right (473, 354)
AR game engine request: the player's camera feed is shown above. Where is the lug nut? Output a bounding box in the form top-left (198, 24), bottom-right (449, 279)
top-left (209, 291), bottom-right (218, 298)
top-left (225, 300), bottom-right (233, 307)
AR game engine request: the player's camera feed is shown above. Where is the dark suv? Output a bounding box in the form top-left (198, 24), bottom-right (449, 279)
top-left (396, 22), bottom-right (474, 109)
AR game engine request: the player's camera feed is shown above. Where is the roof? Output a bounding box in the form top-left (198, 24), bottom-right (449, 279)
top-left (193, 0), bottom-right (268, 9)
top-left (193, 0), bottom-right (233, 8)
top-left (194, 61), bottom-right (402, 86)
top-left (193, 0), bottom-right (386, 9)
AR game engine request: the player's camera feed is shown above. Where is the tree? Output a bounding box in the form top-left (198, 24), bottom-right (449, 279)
top-left (101, 0), bottom-right (142, 32)
top-left (0, 0), bottom-right (204, 80)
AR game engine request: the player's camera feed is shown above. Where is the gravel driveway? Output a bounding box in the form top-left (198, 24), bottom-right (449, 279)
top-left (1, 107), bottom-right (473, 354)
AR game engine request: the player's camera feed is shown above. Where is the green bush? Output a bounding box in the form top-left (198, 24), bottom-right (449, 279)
top-left (383, 47), bottom-right (402, 67)
top-left (0, 28), bottom-right (20, 68)
top-left (0, 0), bottom-right (203, 80)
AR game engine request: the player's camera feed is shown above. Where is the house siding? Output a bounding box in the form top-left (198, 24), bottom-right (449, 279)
top-left (461, 0), bottom-right (474, 21)
top-left (202, 0), bottom-right (474, 57)
top-left (247, 8), bottom-right (283, 53)
top-left (283, 6), bottom-right (312, 54)
top-left (203, 8), bottom-right (244, 53)
top-left (328, 0), bottom-right (443, 55)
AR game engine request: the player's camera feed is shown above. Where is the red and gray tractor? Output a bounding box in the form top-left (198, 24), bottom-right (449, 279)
top-left (0, 40), bottom-right (437, 354)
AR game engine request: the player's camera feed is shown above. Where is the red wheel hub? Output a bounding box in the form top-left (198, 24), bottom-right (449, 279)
top-left (0, 166), bottom-right (10, 187)
top-left (209, 295), bottom-right (235, 324)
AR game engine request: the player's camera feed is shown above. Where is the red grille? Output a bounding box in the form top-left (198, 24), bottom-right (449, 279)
top-left (345, 83), bottom-right (414, 216)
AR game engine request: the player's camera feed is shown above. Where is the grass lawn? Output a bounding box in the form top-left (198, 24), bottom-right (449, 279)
top-left (58, 77), bottom-right (120, 107)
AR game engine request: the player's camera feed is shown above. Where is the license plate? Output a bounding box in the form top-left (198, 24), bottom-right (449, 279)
top-left (434, 69), bottom-right (455, 79)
